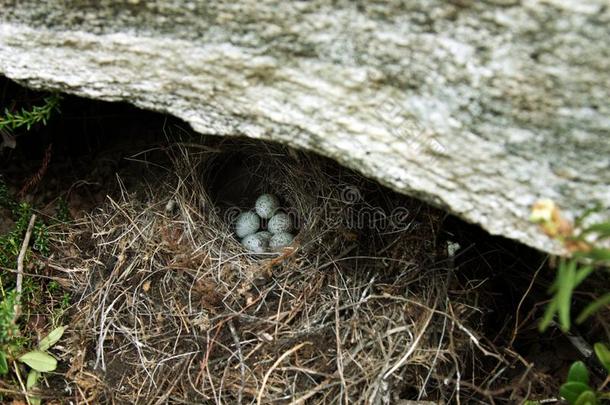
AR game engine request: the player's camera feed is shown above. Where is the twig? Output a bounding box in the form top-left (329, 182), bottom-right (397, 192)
top-left (333, 272), bottom-right (348, 404)
top-left (383, 300), bottom-right (436, 379)
top-left (452, 317), bottom-right (507, 364)
top-left (257, 342), bottom-right (311, 405)
top-left (13, 361), bottom-right (30, 405)
top-left (14, 214), bottom-right (37, 320)
top-left (418, 297), bottom-right (448, 400)
top-left (509, 260), bottom-right (545, 347)
top-left (289, 380), bottom-right (342, 404)
top-left (228, 320), bottom-right (245, 405)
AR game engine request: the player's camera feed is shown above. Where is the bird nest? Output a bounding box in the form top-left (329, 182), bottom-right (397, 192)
top-left (48, 138), bottom-right (514, 404)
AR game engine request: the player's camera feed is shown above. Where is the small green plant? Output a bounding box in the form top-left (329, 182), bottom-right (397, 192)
top-left (54, 197), bottom-right (71, 223)
top-left (0, 94), bottom-right (61, 132)
top-left (0, 290), bottom-right (18, 346)
top-left (46, 281), bottom-right (60, 294)
top-left (0, 179), bottom-right (67, 404)
top-left (32, 222), bottom-right (50, 257)
top-left (0, 326), bottom-right (66, 405)
top-left (0, 199), bottom-right (50, 271)
top-left (529, 201), bottom-right (610, 404)
top-left (47, 281), bottom-right (71, 324)
top-left (0, 93), bottom-right (66, 404)
top-left (527, 345), bottom-right (610, 405)
top-left (538, 256), bottom-right (595, 333)
top-left (0, 179), bottom-right (17, 211)
top-left (530, 201), bottom-right (610, 333)
top-left (558, 344), bottom-right (610, 405)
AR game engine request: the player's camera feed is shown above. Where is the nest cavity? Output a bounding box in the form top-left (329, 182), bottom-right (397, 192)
top-left (50, 138), bottom-right (505, 404)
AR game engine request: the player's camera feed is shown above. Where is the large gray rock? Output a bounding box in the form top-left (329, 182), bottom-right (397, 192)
top-left (1, 1), bottom-right (608, 254)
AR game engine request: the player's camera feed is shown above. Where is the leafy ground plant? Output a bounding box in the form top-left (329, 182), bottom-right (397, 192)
top-left (559, 344), bottom-right (610, 405)
top-left (530, 200), bottom-right (610, 332)
top-left (0, 90), bottom-right (70, 403)
top-left (0, 177), bottom-right (68, 404)
top-left (530, 200), bottom-right (610, 404)
top-left (0, 325), bottom-right (65, 405)
top-left (0, 93), bottom-right (61, 150)
top-left (0, 199), bottom-right (49, 272)
top-left (0, 204), bottom-right (67, 404)
top-left (0, 94), bottom-right (61, 132)
top-left (20, 326), bottom-right (65, 405)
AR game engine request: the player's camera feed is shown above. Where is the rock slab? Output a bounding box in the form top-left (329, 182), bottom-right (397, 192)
top-left (1, 0), bottom-right (609, 254)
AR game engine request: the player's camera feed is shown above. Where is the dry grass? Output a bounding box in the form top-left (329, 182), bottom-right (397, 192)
top-left (45, 138), bottom-right (534, 404)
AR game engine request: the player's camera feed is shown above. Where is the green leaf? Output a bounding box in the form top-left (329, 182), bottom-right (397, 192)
top-left (19, 350), bottom-right (57, 372)
top-left (38, 325), bottom-right (66, 351)
top-left (26, 369), bottom-right (39, 389)
top-left (579, 248), bottom-right (610, 263)
top-left (581, 222), bottom-right (610, 239)
top-left (27, 370), bottom-right (42, 405)
top-left (560, 382), bottom-right (591, 405)
top-left (576, 293), bottom-right (610, 324)
top-left (593, 343), bottom-right (610, 373)
top-left (567, 361), bottom-right (589, 384)
top-left (548, 276), bottom-right (559, 294)
top-left (557, 260), bottom-right (577, 331)
top-left (0, 351), bottom-right (8, 375)
top-left (574, 390), bottom-right (597, 405)
top-left (575, 205), bottom-right (603, 227)
top-left (539, 298), bottom-right (558, 332)
top-left (574, 265), bottom-right (594, 287)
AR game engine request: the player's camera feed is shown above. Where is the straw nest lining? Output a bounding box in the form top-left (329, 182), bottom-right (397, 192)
top-left (50, 138), bottom-right (514, 404)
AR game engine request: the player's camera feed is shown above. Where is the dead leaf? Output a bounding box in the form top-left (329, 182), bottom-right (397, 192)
top-left (1, 129), bottom-right (16, 150)
top-left (530, 199), bottom-right (573, 239)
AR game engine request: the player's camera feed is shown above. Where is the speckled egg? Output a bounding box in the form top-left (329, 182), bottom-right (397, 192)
top-left (235, 211), bottom-right (261, 238)
top-left (255, 230), bottom-right (273, 242)
top-left (255, 194), bottom-right (280, 219)
top-left (241, 233), bottom-right (269, 253)
top-left (268, 212), bottom-right (292, 234)
top-left (269, 232), bottom-right (294, 250)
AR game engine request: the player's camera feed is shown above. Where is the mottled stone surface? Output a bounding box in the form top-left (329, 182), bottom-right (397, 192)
top-left (1, 0), bottom-right (609, 254)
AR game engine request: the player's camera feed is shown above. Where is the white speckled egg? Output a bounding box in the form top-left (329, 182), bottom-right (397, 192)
top-left (256, 231), bottom-right (273, 242)
top-left (255, 194), bottom-right (280, 219)
top-left (268, 212), bottom-right (292, 234)
top-left (269, 232), bottom-right (294, 250)
top-left (241, 233), bottom-right (269, 253)
top-left (235, 211), bottom-right (261, 238)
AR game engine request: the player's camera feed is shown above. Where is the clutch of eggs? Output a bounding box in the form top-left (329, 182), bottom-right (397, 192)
top-left (234, 193), bottom-right (295, 252)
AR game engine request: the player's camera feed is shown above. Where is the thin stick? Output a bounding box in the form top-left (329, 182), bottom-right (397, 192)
top-left (290, 380), bottom-right (342, 405)
top-left (383, 301), bottom-right (436, 379)
top-left (333, 272), bottom-right (348, 404)
top-left (509, 259), bottom-right (545, 347)
top-left (228, 320), bottom-right (245, 405)
top-left (15, 214), bottom-right (37, 320)
top-left (13, 361), bottom-right (30, 405)
top-left (257, 342), bottom-right (311, 405)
